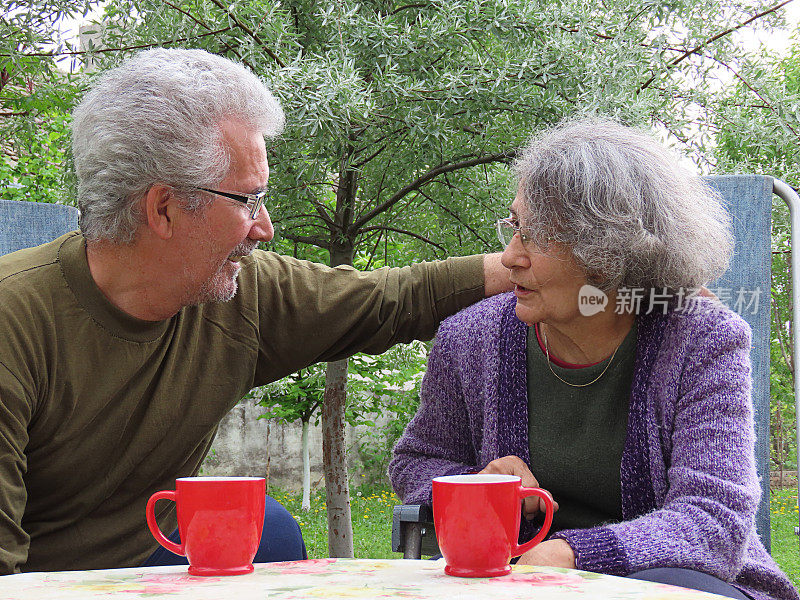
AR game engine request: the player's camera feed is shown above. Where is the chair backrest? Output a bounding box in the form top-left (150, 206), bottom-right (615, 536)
top-left (705, 175), bottom-right (773, 553)
top-left (0, 200), bottom-right (80, 256)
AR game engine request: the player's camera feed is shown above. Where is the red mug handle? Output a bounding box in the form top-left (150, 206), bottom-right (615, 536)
top-left (511, 487), bottom-right (554, 558)
top-left (146, 490), bottom-right (184, 556)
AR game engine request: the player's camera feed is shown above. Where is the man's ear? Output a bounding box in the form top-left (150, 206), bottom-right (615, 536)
top-left (143, 184), bottom-right (178, 240)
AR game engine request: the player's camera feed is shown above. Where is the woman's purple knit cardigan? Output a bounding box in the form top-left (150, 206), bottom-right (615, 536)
top-left (389, 293), bottom-right (798, 600)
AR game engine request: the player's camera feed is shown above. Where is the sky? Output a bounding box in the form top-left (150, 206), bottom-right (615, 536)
top-left (737, 1), bottom-right (800, 55)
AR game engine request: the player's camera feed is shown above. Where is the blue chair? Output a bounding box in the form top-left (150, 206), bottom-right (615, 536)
top-left (392, 175), bottom-right (800, 557)
top-left (706, 175), bottom-right (777, 553)
top-left (0, 199), bottom-right (80, 256)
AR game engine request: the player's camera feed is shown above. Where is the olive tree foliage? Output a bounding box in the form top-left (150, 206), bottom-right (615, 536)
top-left (9, 0), bottom-right (789, 555)
top-left (78, 0), bottom-right (786, 260)
top-left (711, 40), bottom-right (800, 479)
top-left (0, 1), bottom-right (98, 204)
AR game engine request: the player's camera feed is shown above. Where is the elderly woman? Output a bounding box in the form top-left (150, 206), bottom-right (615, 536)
top-left (389, 119), bottom-right (797, 600)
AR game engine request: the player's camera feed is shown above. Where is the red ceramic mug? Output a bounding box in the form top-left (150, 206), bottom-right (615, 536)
top-left (432, 473), bottom-right (554, 577)
top-left (146, 476), bottom-right (266, 576)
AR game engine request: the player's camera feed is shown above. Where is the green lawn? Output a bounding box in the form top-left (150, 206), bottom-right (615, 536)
top-left (771, 488), bottom-right (800, 587)
top-left (273, 485), bottom-right (800, 588)
top-left (272, 486), bottom-right (399, 559)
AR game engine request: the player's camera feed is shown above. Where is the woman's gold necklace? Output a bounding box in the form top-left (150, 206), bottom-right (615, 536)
top-left (539, 324), bottom-right (620, 388)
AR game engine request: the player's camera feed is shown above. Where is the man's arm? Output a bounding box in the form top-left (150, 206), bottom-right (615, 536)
top-left (249, 251), bottom-right (511, 386)
top-left (0, 362), bottom-right (32, 575)
top-left (483, 253), bottom-right (511, 296)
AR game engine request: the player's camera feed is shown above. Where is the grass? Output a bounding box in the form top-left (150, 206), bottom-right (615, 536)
top-left (272, 484), bottom-right (800, 588)
top-left (271, 485), bottom-right (400, 559)
top-left (771, 488), bottom-right (800, 587)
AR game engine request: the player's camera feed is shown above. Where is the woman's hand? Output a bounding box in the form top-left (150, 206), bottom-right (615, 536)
top-left (516, 539), bottom-right (576, 568)
top-left (479, 455), bottom-right (559, 518)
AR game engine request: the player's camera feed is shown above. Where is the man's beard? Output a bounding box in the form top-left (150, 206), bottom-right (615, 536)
top-left (188, 240), bottom-right (258, 305)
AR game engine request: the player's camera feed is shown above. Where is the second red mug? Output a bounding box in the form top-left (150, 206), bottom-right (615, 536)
top-left (146, 476), bottom-right (265, 576)
top-left (432, 473), bottom-right (554, 577)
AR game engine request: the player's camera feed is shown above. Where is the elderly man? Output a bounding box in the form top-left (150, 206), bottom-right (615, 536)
top-left (0, 48), bottom-right (508, 574)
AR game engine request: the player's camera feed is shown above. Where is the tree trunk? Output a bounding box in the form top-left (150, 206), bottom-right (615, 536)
top-left (301, 418), bottom-right (311, 511)
top-left (322, 358), bottom-right (354, 557)
top-left (322, 152), bottom-right (358, 557)
top-left (264, 422), bottom-right (270, 492)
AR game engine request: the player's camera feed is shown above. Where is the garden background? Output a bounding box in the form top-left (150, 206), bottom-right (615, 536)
top-left (4, 0), bottom-right (800, 583)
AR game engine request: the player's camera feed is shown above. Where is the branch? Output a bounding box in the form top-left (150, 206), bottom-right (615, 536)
top-left (280, 231), bottom-right (328, 247)
top-left (351, 142), bottom-right (388, 169)
top-left (773, 293), bottom-right (795, 374)
top-left (352, 150), bottom-right (515, 230)
top-left (360, 225), bottom-right (446, 252)
top-left (273, 162), bottom-right (335, 227)
top-left (624, 6), bottom-right (652, 30)
top-left (4, 28), bottom-right (233, 58)
top-left (653, 115), bottom-right (695, 148)
top-left (162, 0), bottom-right (256, 71)
top-left (390, 3), bottom-right (429, 15)
top-left (277, 191), bottom-right (334, 227)
top-left (353, 124), bottom-right (410, 158)
top-left (365, 129), bottom-right (412, 214)
top-left (361, 228), bottom-right (384, 271)
top-left (557, 24), bottom-right (613, 41)
top-left (308, 199), bottom-right (335, 226)
top-left (208, 0), bottom-right (286, 68)
top-left (416, 188), bottom-right (492, 247)
top-left (707, 54), bottom-right (800, 143)
top-left (273, 214), bottom-right (334, 232)
top-left (555, 24), bottom-right (733, 59)
top-left (272, 199), bottom-right (331, 222)
top-left (163, 0), bottom-right (213, 29)
top-left (639, 0), bottom-right (796, 91)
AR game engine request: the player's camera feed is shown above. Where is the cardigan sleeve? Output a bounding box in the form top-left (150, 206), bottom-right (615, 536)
top-left (388, 319), bottom-right (482, 505)
top-left (553, 309), bottom-right (759, 580)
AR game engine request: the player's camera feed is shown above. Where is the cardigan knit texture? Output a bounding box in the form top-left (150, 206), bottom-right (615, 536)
top-left (389, 293), bottom-right (798, 600)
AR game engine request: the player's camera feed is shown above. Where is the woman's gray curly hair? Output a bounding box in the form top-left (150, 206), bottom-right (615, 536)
top-left (514, 118), bottom-right (734, 292)
top-left (71, 48), bottom-right (285, 244)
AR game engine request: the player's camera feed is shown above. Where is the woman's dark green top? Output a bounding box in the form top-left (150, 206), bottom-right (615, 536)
top-left (527, 321), bottom-right (638, 532)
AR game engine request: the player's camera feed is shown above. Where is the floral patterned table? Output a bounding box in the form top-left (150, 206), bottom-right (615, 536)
top-left (3, 558), bottom-right (729, 599)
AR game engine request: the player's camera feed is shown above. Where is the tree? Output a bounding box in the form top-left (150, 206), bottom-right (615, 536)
top-left (255, 365), bottom-right (327, 511)
top-left (712, 40), bottom-right (800, 479)
top-left (347, 341), bottom-right (429, 488)
top-left (9, 0), bottom-right (791, 555)
top-left (254, 342), bottom-right (427, 506)
top-left (0, 1), bottom-right (101, 204)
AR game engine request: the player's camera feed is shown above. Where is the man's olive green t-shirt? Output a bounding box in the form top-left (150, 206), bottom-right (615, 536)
top-left (0, 233), bottom-right (485, 574)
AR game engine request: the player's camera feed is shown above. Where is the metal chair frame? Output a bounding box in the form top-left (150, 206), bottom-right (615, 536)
top-left (773, 178), bottom-right (800, 543)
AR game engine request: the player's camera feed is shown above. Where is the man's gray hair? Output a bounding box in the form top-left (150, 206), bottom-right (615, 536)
top-left (72, 48), bottom-right (285, 244)
top-left (514, 118), bottom-right (734, 292)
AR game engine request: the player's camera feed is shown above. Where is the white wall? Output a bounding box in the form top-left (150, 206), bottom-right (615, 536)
top-left (201, 397), bottom-right (366, 491)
